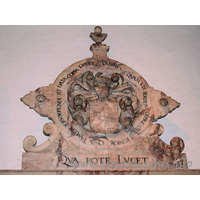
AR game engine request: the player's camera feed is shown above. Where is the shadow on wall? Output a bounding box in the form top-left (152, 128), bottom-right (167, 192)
top-left (158, 117), bottom-right (189, 146)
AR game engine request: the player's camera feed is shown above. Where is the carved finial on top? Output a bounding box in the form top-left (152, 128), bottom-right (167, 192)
top-left (90, 26), bottom-right (109, 58)
top-left (90, 26), bottom-right (107, 44)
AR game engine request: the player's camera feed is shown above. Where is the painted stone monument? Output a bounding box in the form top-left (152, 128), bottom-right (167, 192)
top-left (21, 26), bottom-right (188, 173)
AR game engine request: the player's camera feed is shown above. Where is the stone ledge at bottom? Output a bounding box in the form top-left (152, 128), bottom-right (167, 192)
top-left (0, 169), bottom-right (200, 175)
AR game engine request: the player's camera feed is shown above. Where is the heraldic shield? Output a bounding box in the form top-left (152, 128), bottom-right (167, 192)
top-left (89, 100), bottom-right (119, 134)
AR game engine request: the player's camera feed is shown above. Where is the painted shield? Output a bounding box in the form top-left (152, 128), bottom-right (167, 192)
top-left (89, 100), bottom-right (119, 134)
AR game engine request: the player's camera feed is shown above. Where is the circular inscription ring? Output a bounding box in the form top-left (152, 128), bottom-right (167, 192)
top-left (53, 57), bottom-right (153, 150)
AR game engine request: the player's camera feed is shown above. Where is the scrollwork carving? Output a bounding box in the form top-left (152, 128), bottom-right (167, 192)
top-left (23, 122), bottom-right (60, 152)
top-left (149, 135), bottom-right (185, 163)
top-left (67, 70), bottom-right (139, 134)
top-left (119, 97), bottom-right (138, 127)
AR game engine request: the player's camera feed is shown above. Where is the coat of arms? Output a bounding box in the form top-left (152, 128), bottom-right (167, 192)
top-left (20, 26), bottom-right (188, 172)
top-left (67, 71), bottom-right (138, 135)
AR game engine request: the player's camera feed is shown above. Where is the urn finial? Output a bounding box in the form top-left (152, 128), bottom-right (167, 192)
top-left (89, 26), bottom-right (109, 58)
top-left (90, 26), bottom-right (107, 44)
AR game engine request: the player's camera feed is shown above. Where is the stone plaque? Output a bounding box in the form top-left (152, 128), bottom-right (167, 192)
top-left (21, 26), bottom-right (188, 173)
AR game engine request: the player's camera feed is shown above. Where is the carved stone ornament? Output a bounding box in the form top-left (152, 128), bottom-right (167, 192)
top-left (21, 26), bottom-right (188, 172)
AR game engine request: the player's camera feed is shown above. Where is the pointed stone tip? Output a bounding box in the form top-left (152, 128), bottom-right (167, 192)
top-left (151, 88), bottom-right (181, 121)
top-left (168, 98), bottom-right (181, 112)
top-left (20, 92), bottom-right (35, 109)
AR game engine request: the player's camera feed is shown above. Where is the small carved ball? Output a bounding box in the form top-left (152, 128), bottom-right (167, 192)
top-left (111, 73), bottom-right (119, 83)
top-left (94, 26), bottom-right (102, 34)
top-left (124, 97), bottom-right (132, 107)
top-left (74, 95), bottom-right (83, 106)
top-left (159, 98), bottom-right (168, 106)
top-left (36, 94), bottom-right (46, 103)
top-left (86, 72), bottom-right (94, 81)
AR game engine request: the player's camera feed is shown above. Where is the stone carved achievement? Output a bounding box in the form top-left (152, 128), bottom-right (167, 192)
top-left (21, 27), bottom-right (188, 174)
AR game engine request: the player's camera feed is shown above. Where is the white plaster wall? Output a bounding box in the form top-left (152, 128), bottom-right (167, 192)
top-left (0, 25), bottom-right (200, 169)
